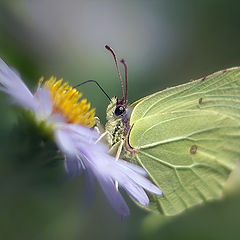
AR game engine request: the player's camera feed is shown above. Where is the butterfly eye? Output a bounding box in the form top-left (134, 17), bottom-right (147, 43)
top-left (114, 106), bottom-right (126, 116)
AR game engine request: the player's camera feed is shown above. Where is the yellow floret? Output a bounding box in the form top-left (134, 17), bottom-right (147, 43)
top-left (43, 77), bottom-right (96, 127)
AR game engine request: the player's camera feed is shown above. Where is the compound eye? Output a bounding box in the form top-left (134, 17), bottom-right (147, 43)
top-left (114, 106), bottom-right (125, 116)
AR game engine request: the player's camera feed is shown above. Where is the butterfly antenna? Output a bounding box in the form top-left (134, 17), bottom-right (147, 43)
top-left (105, 45), bottom-right (125, 101)
top-left (120, 59), bottom-right (128, 104)
top-left (74, 79), bottom-right (111, 101)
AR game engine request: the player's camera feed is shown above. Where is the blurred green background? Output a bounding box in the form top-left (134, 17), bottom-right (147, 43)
top-left (0, 0), bottom-right (240, 239)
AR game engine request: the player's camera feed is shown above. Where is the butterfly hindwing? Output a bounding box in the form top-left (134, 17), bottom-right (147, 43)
top-left (128, 68), bottom-right (240, 215)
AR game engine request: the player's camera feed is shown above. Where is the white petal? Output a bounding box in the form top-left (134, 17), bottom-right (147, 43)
top-left (55, 129), bottom-right (79, 155)
top-left (34, 87), bottom-right (53, 119)
top-left (65, 124), bottom-right (99, 142)
top-left (55, 123), bottom-right (101, 147)
top-left (0, 58), bottom-right (37, 111)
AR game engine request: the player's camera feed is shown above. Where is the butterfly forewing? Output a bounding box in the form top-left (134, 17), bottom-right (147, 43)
top-left (128, 68), bottom-right (240, 215)
top-left (130, 68), bottom-right (240, 124)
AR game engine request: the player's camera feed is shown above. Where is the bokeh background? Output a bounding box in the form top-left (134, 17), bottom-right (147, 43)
top-left (0, 0), bottom-right (240, 239)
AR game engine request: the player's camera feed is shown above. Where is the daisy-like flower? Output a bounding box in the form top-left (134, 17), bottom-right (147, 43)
top-left (0, 58), bottom-right (162, 217)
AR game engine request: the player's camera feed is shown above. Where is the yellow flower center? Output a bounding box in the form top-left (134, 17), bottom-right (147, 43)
top-left (43, 77), bottom-right (96, 127)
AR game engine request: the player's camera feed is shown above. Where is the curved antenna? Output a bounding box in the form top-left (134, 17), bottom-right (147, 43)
top-left (105, 45), bottom-right (125, 101)
top-left (120, 59), bottom-right (128, 103)
top-left (74, 80), bottom-right (111, 101)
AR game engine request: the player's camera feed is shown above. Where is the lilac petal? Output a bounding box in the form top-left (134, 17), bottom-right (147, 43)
top-left (95, 155), bottom-right (162, 196)
top-left (34, 87), bottom-right (52, 119)
top-left (107, 160), bottom-right (160, 205)
top-left (96, 174), bottom-right (129, 217)
top-left (64, 155), bottom-right (83, 177)
top-left (115, 161), bottom-right (163, 196)
top-left (84, 148), bottom-right (162, 197)
top-left (122, 180), bottom-right (149, 206)
top-left (0, 58), bottom-right (37, 111)
top-left (117, 159), bottom-right (147, 176)
top-left (78, 150), bottom-right (130, 216)
top-left (81, 147), bottom-right (161, 213)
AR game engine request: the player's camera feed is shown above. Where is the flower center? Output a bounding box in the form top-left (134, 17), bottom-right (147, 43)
top-left (44, 77), bottom-right (96, 127)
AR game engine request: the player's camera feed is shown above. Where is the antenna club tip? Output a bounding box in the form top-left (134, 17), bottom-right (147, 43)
top-left (120, 59), bottom-right (126, 63)
top-left (105, 45), bottom-right (111, 50)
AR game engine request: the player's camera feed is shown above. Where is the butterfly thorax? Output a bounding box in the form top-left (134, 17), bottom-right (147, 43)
top-left (105, 97), bottom-right (132, 155)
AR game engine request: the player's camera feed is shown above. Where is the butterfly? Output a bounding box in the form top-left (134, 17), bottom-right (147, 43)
top-left (102, 45), bottom-right (240, 216)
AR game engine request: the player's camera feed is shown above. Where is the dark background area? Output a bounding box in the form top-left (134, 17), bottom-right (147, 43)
top-left (0, 1), bottom-right (240, 239)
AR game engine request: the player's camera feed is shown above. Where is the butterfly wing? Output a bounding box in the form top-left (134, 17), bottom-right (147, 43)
top-left (128, 68), bottom-right (240, 216)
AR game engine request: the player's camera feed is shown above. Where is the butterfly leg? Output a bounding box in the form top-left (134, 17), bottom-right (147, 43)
top-left (115, 140), bottom-right (124, 161)
top-left (95, 131), bottom-right (109, 143)
top-left (94, 117), bottom-right (105, 134)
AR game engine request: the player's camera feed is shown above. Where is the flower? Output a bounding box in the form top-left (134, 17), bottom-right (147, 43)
top-left (0, 58), bottom-right (162, 217)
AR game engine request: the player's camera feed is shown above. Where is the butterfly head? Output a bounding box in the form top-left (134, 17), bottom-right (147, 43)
top-left (106, 96), bottom-right (131, 121)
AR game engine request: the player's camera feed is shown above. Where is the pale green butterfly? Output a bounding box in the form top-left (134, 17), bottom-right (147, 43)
top-left (102, 45), bottom-right (240, 216)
